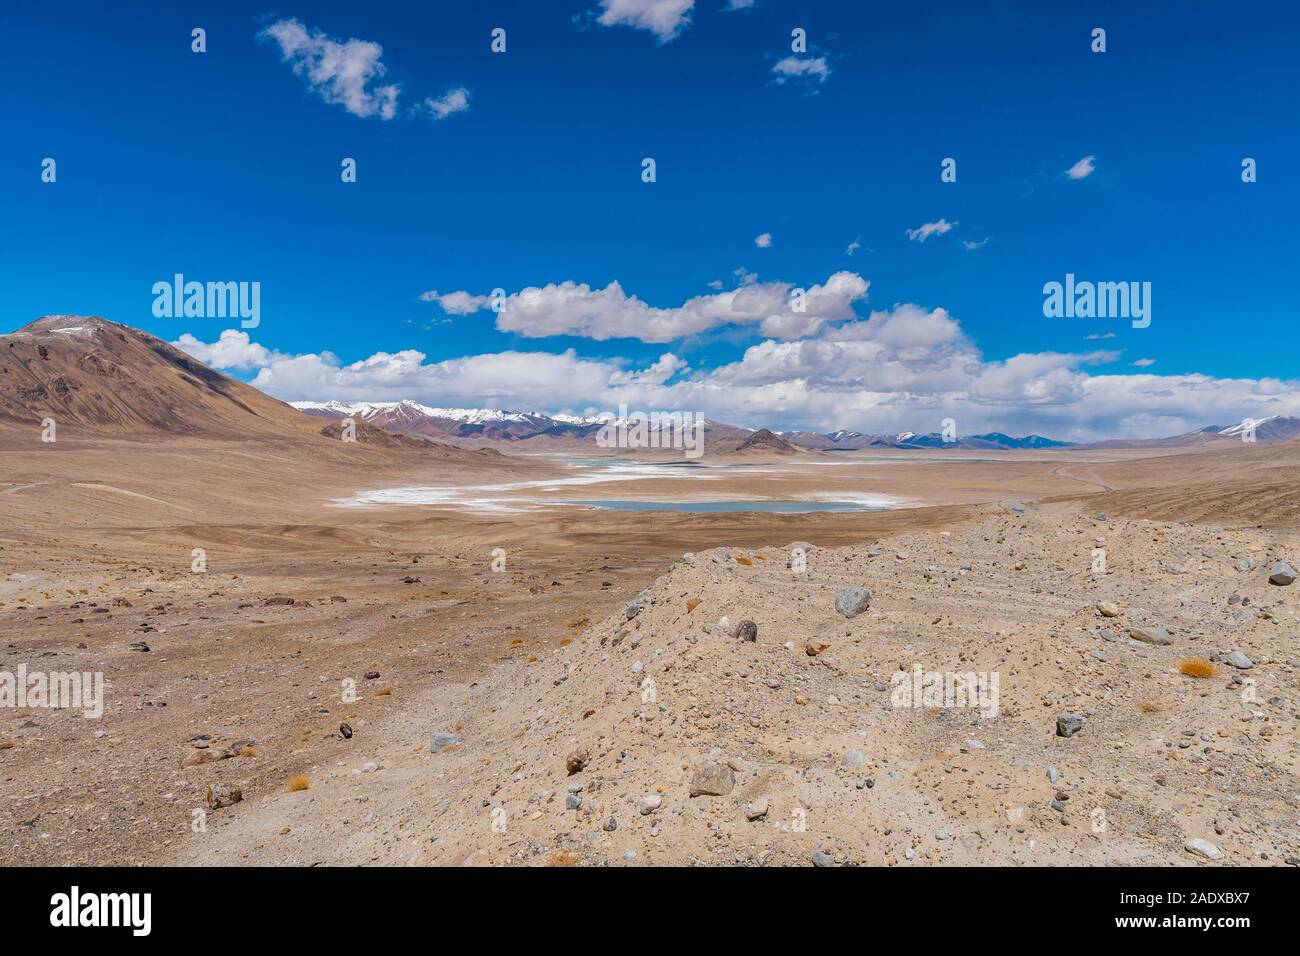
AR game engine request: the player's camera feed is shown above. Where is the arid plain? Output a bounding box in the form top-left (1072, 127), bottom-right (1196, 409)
top-left (1, 318), bottom-right (1296, 866)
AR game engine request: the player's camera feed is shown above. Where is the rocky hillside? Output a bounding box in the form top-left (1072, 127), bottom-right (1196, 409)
top-left (0, 316), bottom-right (311, 438)
top-left (175, 505), bottom-right (1298, 867)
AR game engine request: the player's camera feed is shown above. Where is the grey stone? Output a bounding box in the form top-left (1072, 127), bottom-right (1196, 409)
top-left (811, 850), bottom-right (835, 867)
top-left (206, 783), bottom-right (242, 809)
top-left (1129, 625), bottom-right (1173, 646)
top-left (1056, 714), bottom-right (1085, 737)
top-left (835, 586), bottom-right (871, 618)
top-left (1185, 838), bottom-right (1222, 860)
top-left (1268, 561), bottom-right (1295, 586)
top-left (1226, 650), bottom-right (1254, 669)
top-left (732, 619), bottom-right (758, 642)
top-left (429, 732), bottom-right (461, 751)
top-left (1002, 500), bottom-right (1026, 515)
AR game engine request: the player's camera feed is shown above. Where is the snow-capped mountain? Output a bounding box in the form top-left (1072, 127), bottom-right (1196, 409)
top-left (286, 400), bottom-right (1300, 451)
top-left (289, 400), bottom-right (753, 444)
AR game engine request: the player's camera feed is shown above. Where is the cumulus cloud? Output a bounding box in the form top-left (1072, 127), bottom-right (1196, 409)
top-left (906, 219), bottom-right (956, 243)
top-left (754, 232), bottom-right (773, 248)
top-left (423, 87), bottom-right (470, 120)
top-left (1065, 155), bottom-right (1096, 180)
top-left (175, 283), bottom-right (1300, 442)
top-left (172, 330), bottom-right (288, 371)
top-left (427, 271), bottom-right (869, 343)
top-left (594, 0), bottom-right (695, 42)
top-left (772, 56), bottom-right (831, 85)
top-left (420, 290), bottom-right (491, 314)
top-left (259, 18), bottom-right (400, 119)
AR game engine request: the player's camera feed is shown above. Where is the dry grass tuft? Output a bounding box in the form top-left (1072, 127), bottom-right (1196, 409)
top-left (546, 850), bottom-right (581, 867)
top-left (0, 740), bottom-right (14, 750)
top-left (734, 556), bottom-right (753, 566)
top-left (1139, 700), bottom-right (1163, 713)
top-left (566, 617), bottom-right (589, 628)
top-left (686, 598), bottom-right (701, 612)
top-left (376, 685), bottom-right (393, 696)
top-left (510, 638), bottom-right (524, 647)
top-left (238, 746), bottom-right (258, 757)
top-left (1178, 658), bottom-right (1218, 679)
top-left (286, 774), bottom-right (310, 792)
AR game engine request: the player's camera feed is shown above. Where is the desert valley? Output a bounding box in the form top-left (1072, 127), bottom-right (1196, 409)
top-left (0, 316), bottom-right (1294, 867)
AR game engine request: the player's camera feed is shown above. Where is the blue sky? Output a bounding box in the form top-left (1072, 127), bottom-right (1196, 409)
top-left (3, 0), bottom-right (1297, 439)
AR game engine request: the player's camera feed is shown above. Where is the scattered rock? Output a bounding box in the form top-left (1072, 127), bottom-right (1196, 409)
top-left (206, 784), bottom-right (242, 809)
top-left (835, 586), bottom-right (871, 618)
top-left (565, 749), bottom-right (590, 775)
top-left (689, 763), bottom-right (735, 797)
top-left (1268, 561), bottom-right (1295, 586)
top-left (1056, 714), bottom-right (1085, 738)
top-left (1225, 651), bottom-right (1254, 670)
top-left (745, 797), bottom-right (769, 821)
top-left (430, 731), bottom-right (461, 752)
top-left (1185, 838), bottom-right (1222, 861)
top-left (732, 619), bottom-right (758, 642)
top-left (640, 794), bottom-right (662, 815)
top-left (1096, 601), bottom-right (1120, 618)
top-left (1129, 625), bottom-right (1172, 646)
top-left (811, 850), bottom-right (835, 867)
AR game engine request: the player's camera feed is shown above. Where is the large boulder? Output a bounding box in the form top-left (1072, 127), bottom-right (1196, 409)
top-left (835, 586), bottom-right (871, 618)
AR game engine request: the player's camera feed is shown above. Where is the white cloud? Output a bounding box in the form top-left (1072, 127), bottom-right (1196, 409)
top-left (1131, 357), bottom-right (1157, 367)
top-left (962, 237), bottom-right (989, 251)
top-left (423, 87), bottom-right (470, 121)
top-left (845, 238), bottom-right (861, 256)
top-left (1065, 155), bottom-right (1096, 180)
top-left (420, 290), bottom-right (490, 314)
top-left (724, 0), bottom-right (756, 9)
top-left (772, 56), bottom-right (831, 85)
top-left (1085, 332), bottom-right (1117, 340)
top-left (172, 330), bottom-right (288, 371)
top-left (595, 0), bottom-right (695, 42)
top-left (906, 219), bottom-right (956, 242)
top-left (175, 305), bottom-right (1300, 442)
top-left (259, 18), bottom-right (400, 119)
top-left (754, 232), bottom-right (773, 248)
top-left (431, 271), bottom-right (870, 343)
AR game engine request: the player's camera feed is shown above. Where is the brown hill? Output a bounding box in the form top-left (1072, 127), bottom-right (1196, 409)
top-left (712, 427), bottom-right (803, 456)
top-left (0, 315), bottom-right (315, 439)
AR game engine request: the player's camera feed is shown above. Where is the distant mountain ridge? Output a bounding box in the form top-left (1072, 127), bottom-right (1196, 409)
top-left (290, 398), bottom-right (1300, 451)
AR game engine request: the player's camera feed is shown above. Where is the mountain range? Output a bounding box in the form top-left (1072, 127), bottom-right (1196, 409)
top-left (291, 398), bottom-right (1300, 451)
top-left (2, 317), bottom-right (1296, 453)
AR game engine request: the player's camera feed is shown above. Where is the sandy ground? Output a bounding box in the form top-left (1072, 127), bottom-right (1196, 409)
top-left (1, 433), bottom-right (1296, 866)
